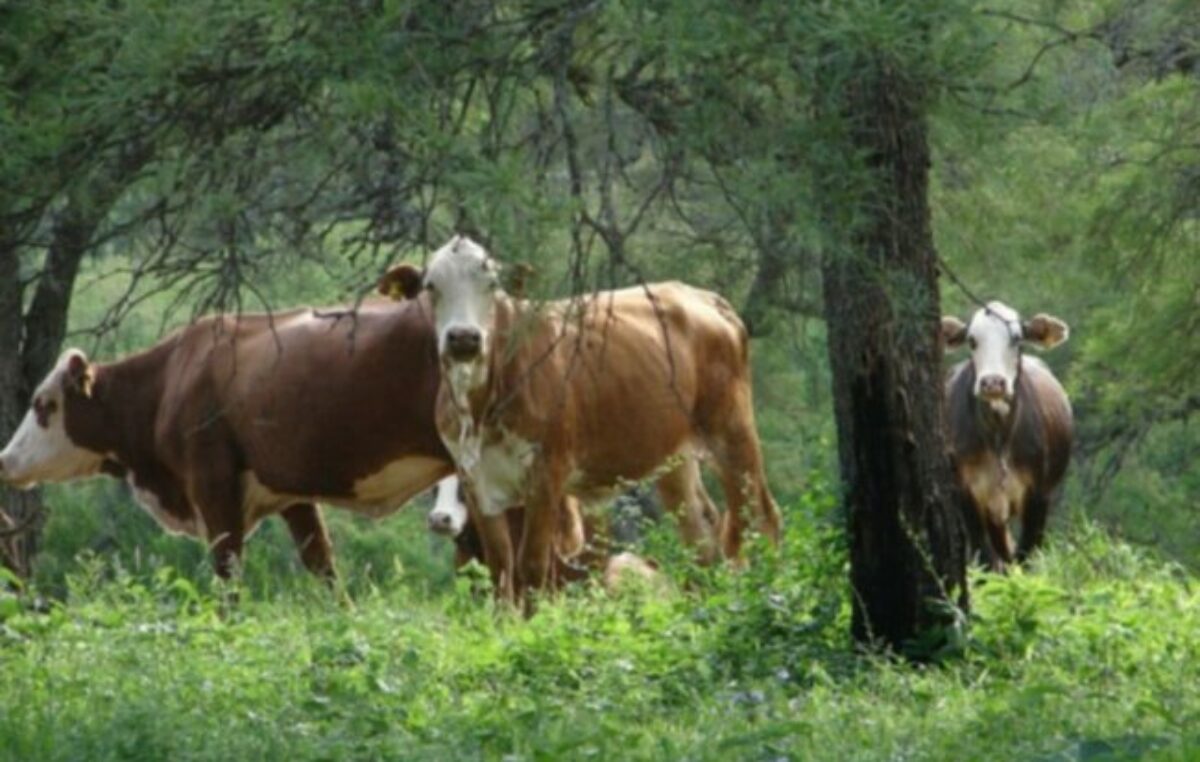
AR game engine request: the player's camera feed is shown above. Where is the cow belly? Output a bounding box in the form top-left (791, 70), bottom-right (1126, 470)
top-left (343, 456), bottom-right (448, 515)
top-left (961, 453), bottom-right (1030, 524)
top-left (241, 456), bottom-right (447, 528)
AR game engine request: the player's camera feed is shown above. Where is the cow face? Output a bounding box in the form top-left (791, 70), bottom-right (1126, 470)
top-left (379, 236), bottom-right (500, 369)
top-left (942, 301), bottom-right (1069, 413)
top-left (428, 474), bottom-right (468, 537)
top-left (0, 350), bottom-right (106, 488)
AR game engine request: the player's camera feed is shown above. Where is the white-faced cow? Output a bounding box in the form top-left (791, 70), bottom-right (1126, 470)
top-left (942, 301), bottom-right (1073, 572)
top-left (0, 301), bottom-right (455, 579)
top-left (380, 235), bottom-right (781, 601)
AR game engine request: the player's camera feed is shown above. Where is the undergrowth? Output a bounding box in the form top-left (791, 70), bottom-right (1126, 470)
top-left (1, 493), bottom-right (1198, 761)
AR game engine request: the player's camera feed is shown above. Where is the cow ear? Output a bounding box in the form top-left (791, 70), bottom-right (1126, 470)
top-left (378, 264), bottom-right (424, 301)
top-left (501, 262), bottom-right (534, 298)
top-left (64, 350), bottom-right (94, 398)
top-left (1022, 313), bottom-right (1069, 350)
top-left (941, 316), bottom-right (968, 350)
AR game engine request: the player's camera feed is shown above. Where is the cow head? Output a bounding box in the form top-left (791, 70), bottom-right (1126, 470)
top-left (942, 301), bottom-right (1069, 414)
top-left (0, 350), bottom-right (106, 488)
top-left (379, 236), bottom-right (501, 376)
top-left (428, 474), bottom-right (468, 537)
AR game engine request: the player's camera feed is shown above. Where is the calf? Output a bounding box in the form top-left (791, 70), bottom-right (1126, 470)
top-left (0, 301), bottom-right (453, 579)
top-left (430, 474), bottom-right (593, 583)
top-left (381, 235), bottom-right (781, 600)
top-left (942, 301), bottom-right (1073, 571)
top-left (429, 475), bottom-right (663, 594)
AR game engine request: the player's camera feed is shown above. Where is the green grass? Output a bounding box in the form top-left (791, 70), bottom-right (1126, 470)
top-left (2, 501), bottom-right (1199, 761)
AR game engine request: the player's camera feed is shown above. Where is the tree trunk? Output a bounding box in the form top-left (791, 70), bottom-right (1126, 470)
top-left (819, 56), bottom-right (968, 653)
top-left (0, 241), bottom-right (47, 580)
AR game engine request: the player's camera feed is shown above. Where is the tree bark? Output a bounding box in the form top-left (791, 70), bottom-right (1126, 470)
top-left (0, 240), bottom-right (46, 580)
top-left (819, 56), bottom-right (968, 653)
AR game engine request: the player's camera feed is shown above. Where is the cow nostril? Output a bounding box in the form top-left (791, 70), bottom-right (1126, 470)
top-left (979, 376), bottom-right (1008, 397)
top-left (446, 329), bottom-right (482, 358)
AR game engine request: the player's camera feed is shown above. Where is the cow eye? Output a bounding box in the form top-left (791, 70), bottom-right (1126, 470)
top-left (968, 337), bottom-right (977, 350)
top-left (425, 282), bottom-right (435, 293)
top-left (32, 397), bottom-right (56, 427)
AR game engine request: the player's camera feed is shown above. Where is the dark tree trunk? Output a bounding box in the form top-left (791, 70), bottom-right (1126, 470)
top-left (0, 241), bottom-right (46, 580)
top-left (819, 56), bottom-right (968, 653)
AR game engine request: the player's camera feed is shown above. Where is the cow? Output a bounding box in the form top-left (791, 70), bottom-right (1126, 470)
top-left (0, 300), bottom-right (456, 579)
top-left (942, 300), bottom-right (1073, 572)
top-left (429, 475), bottom-right (665, 594)
top-left (379, 235), bottom-right (781, 601)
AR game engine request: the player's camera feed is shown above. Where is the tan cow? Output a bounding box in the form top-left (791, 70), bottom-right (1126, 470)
top-left (380, 235), bottom-right (781, 601)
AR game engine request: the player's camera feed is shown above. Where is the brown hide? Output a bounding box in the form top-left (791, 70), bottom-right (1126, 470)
top-left (945, 355), bottom-right (1073, 569)
top-left (440, 282), bottom-right (781, 599)
top-left (59, 298), bottom-right (451, 577)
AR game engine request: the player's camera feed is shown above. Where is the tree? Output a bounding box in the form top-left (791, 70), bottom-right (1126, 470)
top-left (817, 51), bottom-right (969, 651)
top-left (0, 0), bottom-right (328, 575)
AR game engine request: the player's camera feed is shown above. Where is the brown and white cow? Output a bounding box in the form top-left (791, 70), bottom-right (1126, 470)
top-left (0, 300), bottom-right (454, 579)
top-left (942, 300), bottom-right (1073, 572)
top-left (380, 235), bottom-right (781, 601)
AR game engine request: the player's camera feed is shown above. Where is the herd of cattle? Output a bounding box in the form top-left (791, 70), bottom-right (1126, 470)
top-left (0, 236), bottom-right (1073, 600)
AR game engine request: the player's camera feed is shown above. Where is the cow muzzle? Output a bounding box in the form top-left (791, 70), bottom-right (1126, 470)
top-left (445, 327), bottom-right (483, 362)
top-left (978, 374), bottom-right (1009, 401)
top-left (427, 510), bottom-right (461, 537)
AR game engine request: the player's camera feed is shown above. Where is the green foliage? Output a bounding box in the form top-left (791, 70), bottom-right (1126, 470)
top-left (3, 509), bottom-right (1199, 761)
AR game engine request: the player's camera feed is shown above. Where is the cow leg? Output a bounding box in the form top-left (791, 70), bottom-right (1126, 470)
top-left (187, 442), bottom-right (247, 581)
top-left (959, 493), bottom-right (990, 568)
top-left (708, 413), bottom-right (783, 560)
top-left (479, 513), bottom-right (516, 603)
top-left (282, 502), bottom-right (336, 582)
top-left (983, 514), bottom-right (1015, 574)
top-left (982, 492), bottom-right (1016, 573)
top-left (554, 497), bottom-right (587, 562)
top-left (1016, 492), bottom-right (1050, 564)
top-left (207, 525), bottom-right (244, 580)
top-left (517, 461), bottom-right (565, 602)
top-left (655, 458), bottom-right (718, 564)
top-left (460, 484), bottom-right (515, 603)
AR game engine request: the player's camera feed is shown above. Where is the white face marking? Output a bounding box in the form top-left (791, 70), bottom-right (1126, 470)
top-left (428, 475), bottom-right (468, 537)
top-left (965, 301), bottom-right (1024, 410)
top-left (423, 236), bottom-right (500, 378)
top-left (0, 351), bottom-right (104, 488)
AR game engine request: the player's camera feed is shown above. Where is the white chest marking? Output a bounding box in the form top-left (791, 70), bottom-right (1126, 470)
top-left (444, 425), bottom-right (536, 517)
